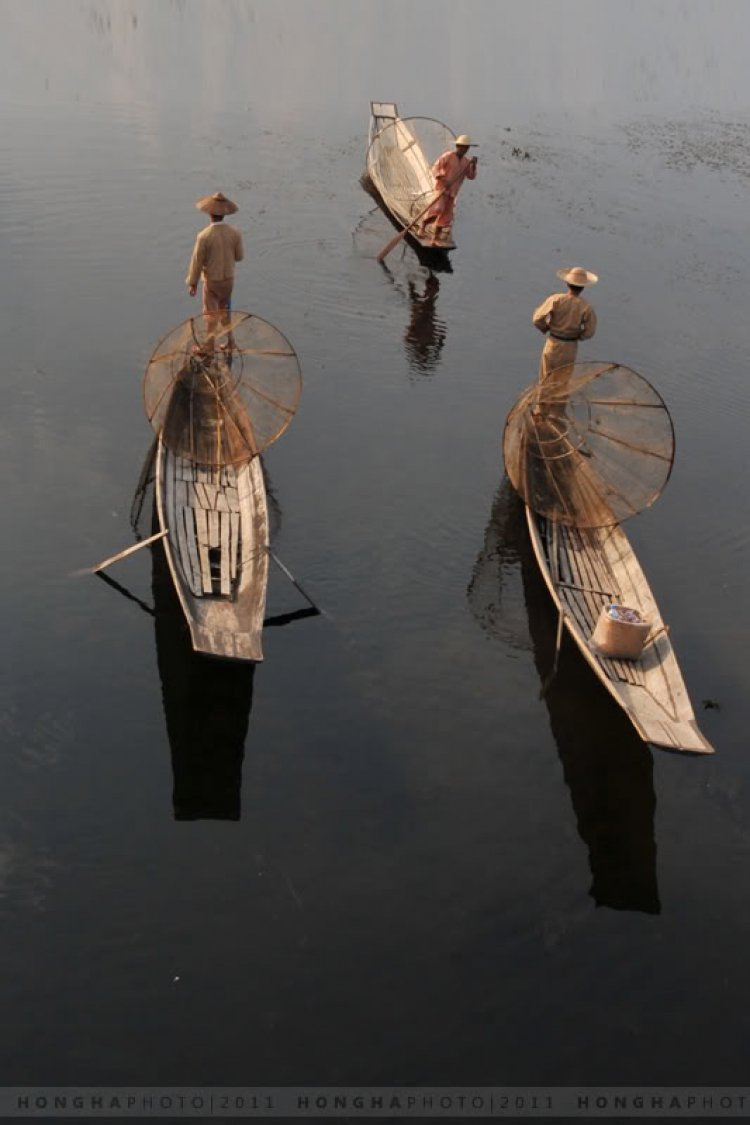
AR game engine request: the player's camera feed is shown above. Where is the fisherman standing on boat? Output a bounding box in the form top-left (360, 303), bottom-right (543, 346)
top-left (186, 192), bottom-right (244, 338)
top-left (417, 135), bottom-right (478, 244)
top-left (532, 266), bottom-right (598, 382)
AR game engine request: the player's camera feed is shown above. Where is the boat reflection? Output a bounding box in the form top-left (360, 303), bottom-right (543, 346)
top-left (122, 445), bottom-right (314, 821)
top-left (151, 494), bottom-right (317, 820)
top-left (123, 440), bottom-right (254, 819)
top-left (152, 518), bottom-right (254, 820)
top-left (468, 479), bottom-right (661, 914)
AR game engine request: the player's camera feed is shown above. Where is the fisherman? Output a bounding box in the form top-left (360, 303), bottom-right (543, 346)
top-left (532, 266), bottom-right (598, 384)
top-left (417, 134), bottom-right (478, 244)
top-left (186, 191), bottom-right (244, 343)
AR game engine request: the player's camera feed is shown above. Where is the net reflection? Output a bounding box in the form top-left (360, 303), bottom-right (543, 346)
top-left (468, 479), bottom-right (660, 914)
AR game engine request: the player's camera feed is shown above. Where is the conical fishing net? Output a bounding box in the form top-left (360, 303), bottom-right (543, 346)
top-left (143, 312), bottom-right (302, 468)
top-left (503, 362), bottom-right (674, 528)
top-left (366, 117), bottom-right (456, 222)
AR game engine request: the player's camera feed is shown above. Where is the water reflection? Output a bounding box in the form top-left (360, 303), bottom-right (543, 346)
top-left (468, 479), bottom-right (660, 914)
top-left (97, 525), bottom-right (255, 822)
top-left (404, 273), bottom-right (446, 375)
top-left (379, 262), bottom-right (448, 378)
top-left (129, 443), bottom-right (256, 821)
top-left (152, 532), bottom-right (254, 821)
top-left (123, 448), bottom-right (313, 820)
top-left (7, 0), bottom-right (750, 121)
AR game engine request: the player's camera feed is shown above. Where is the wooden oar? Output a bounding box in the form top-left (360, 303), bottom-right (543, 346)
top-left (540, 607), bottom-right (565, 700)
top-left (71, 529), bottom-right (169, 577)
top-left (265, 546), bottom-right (320, 613)
top-left (376, 164), bottom-right (472, 261)
top-left (540, 520), bottom-right (565, 698)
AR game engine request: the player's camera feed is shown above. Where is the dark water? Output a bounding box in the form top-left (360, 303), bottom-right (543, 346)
top-left (1, 0), bottom-right (749, 1090)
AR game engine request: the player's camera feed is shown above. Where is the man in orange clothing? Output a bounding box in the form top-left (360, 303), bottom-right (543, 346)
top-left (186, 191), bottom-right (244, 339)
top-left (417, 134), bottom-right (478, 244)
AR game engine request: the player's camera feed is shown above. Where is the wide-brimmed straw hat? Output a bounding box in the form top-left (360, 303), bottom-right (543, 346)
top-left (195, 191), bottom-right (238, 216)
top-left (556, 266), bottom-right (598, 287)
top-left (455, 134), bottom-right (477, 147)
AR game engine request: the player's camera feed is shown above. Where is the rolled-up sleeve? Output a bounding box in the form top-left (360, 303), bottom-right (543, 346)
top-left (580, 306), bottom-right (597, 340)
top-left (532, 296), bottom-right (555, 333)
top-left (186, 235), bottom-right (205, 287)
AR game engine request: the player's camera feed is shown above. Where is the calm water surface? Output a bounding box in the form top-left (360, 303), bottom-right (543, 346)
top-left (1, 0), bottom-right (749, 1090)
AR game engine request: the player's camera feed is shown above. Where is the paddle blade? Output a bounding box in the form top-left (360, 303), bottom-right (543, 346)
top-left (376, 228), bottom-right (408, 261)
top-left (70, 529), bottom-right (169, 577)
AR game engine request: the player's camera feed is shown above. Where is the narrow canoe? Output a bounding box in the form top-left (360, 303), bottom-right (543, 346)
top-left (151, 526), bottom-right (255, 820)
top-left (366, 101), bottom-right (456, 252)
top-left (155, 439), bottom-right (269, 662)
top-left (526, 506), bottom-right (713, 754)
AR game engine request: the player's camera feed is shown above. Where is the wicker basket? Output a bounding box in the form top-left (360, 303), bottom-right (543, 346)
top-left (591, 604), bottom-right (651, 660)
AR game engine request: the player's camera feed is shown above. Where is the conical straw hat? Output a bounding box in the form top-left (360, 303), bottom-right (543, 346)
top-left (556, 266), bottom-right (598, 287)
top-left (455, 134), bottom-right (477, 146)
top-left (195, 191), bottom-right (238, 216)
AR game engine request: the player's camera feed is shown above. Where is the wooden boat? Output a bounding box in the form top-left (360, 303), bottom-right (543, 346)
top-left (527, 507), bottom-right (714, 754)
top-left (366, 101), bottom-right (456, 252)
top-left (155, 440), bottom-right (269, 662)
top-left (151, 522), bottom-right (255, 819)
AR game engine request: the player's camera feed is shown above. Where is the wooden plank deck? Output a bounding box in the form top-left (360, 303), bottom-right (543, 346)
top-left (230, 512), bottom-right (239, 580)
top-left (193, 506), bottom-right (213, 594)
top-left (157, 438), bottom-right (269, 662)
top-left (182, 506), bottom-right (202, 595)
top-left (219, 511), bottom-right (231, 595)
top-left (165, 455), bottom-right (257, 599)
top-left (527, 507), bottom-right (713, 754)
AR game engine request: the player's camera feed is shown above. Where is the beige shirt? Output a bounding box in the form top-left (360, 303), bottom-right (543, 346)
top-left (186, 222), bottom-right (244, 287)
top-left (532, 291), bottom-right (597, 341)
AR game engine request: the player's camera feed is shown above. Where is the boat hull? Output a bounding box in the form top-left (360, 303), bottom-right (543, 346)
top-left (526, 506), bottom-right (713, 754)
top-left (156, 440), bottom-right (269, 662)
top-left (366, 103), bottom-right (456, 252)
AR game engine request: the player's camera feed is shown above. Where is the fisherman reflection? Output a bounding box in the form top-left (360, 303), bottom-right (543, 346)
top-left (379, 261), bottom-right (448, 377)
top-left (467, 481), bottom-right (660, 914)
top-left (404, 272), bottom-right (446, 375)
